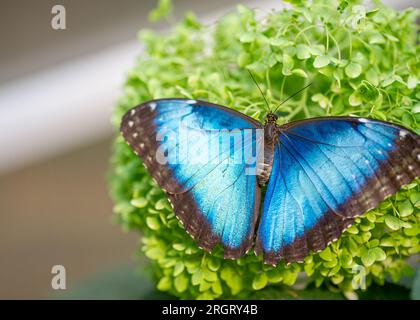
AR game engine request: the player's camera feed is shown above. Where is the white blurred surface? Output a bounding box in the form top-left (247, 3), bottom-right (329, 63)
top-left (0, 0), bottom-right (417, 174)
top-left (0, 41), bottom-right (140, 173)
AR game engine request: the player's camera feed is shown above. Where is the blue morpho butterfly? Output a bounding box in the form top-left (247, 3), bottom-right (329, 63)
top-left (120, 86), bottom-right (420, 265)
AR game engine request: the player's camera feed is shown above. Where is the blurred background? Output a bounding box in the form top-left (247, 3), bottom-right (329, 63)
top-left (0, 0), bottom-right (418, 299)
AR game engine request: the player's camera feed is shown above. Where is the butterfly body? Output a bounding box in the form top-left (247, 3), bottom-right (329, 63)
top-left (121, 98), bottom-right (420, 265)
top-left (257, 113), bottom-right (279, 186)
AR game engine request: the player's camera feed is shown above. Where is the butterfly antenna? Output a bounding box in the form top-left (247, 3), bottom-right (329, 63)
top-left (247, 69), bottom-right (271, 112)
top-left (273, 82), bottom-right (312, 113)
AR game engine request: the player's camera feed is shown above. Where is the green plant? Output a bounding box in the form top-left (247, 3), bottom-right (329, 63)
top-left (109, 0), bottom-right (420, 299)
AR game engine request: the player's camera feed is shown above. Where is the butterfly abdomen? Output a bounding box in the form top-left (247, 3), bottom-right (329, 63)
top-left (257, 119), bottom-right (278, 186)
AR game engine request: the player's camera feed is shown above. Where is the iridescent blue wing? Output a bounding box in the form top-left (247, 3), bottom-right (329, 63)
top-left (256, 117), bottom-right (420, 265)
top-left (121, 99), bottom-right (263, 258)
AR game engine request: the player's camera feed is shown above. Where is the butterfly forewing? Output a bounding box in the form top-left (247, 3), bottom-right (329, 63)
top-left (120, 99), bottom-right (263, 259)
top-left (256, 117), bottom-right (420, 265)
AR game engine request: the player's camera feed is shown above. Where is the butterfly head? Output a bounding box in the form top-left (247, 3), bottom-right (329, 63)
top-left (264, 112), bottom-right (279, 142)
top-left (266, 112), bottom-right (278, 124)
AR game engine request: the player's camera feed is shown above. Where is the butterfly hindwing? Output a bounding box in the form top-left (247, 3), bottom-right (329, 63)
top-left (121, 99), bottom-right (263, 258)
top-left (256, 117), bottom-right (420, 264)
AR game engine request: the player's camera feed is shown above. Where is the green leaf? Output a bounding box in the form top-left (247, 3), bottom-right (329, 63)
top-left (319, 247), bottom-right (334, 261)
top-left (331, 273), bottom-right (344, 285)
top-left (157, 276), bottom-right (172, 291)
top-left (146, 216), bottom-right (161, 230)
top-left (183, 12), bottom-right (201, 30)
top-left (358, 81), bottom-right (379, 102)
top-left (339, 251), bottom-right (353, 267)
top-left (173, 262), bottom-right (185, 276)
top-left (338, 0), bottom-right (349, 12)
top-left (172, 243), bottom-right (186, 251)
top-left (282, 53), bottom-right (294, 75)
top-left (369, 32), bottom-right (385, 44)
top-left (270, 38), bottom-right (290, 47)
top-left (311, 93), bottom-right (329, 109)
top-left (292, 69), bottom-right (308, 78)
top-left (237, 4), bottom-right (254, 17)
top-left (384, 215), bottom-right (403, 230)
top-left (155, 198), bottom-right (168, 210)
top-left (384, 33), bottom-right (399, 42)
top-left (207, 258), bottom-right (221, 272)
top-left (368, 239), bottom-right (380, 248)
top-left (345, 62), bottom-right (362, 78)
top-left (296, 44), bottom-right (311, 60)
top-left (304, 263), bottom-right (315, 276)
top-left (380, 237), bottom-right (395, 247)
top-left (149, 0), bottom-right (172, 22)
top-left (191, 270), bottom-right (203, 286)
top-left (407, 76), bottom-right (418, 89)
top-left (221, 267), bottom-right (242, 295)
top-left (144, 247), bottom-right (165, 260)
top-left (349, 91), bottom-right (362, 106)
top-left (252, 273), bottom-right (268, 290)
top-left (398, 200), bottom-right (413, 217)
top-left (313, 55), bottom-right (330, 68)
top-left (196, 292), bottom-right (214, 300)
top-left (371, 247), bottom-right (386, 261)
top-left (366, 212), bottom-right (376, 223)
top-left (283, 270), bottom-right (298, 286)
top-left (404, 227), bottom-right (420, 236)
top-left (174, 273), bottom-right (188, 293)
top-left (267, 269), bottom-right (284, 283)
top-left (237, 52), bottom-right (251, 67)
top-left (361, 249), bottom-right (376, 267)
top-left (366, 8), bottom-right (379, 17)
top-left (239, 32), bottom-right (256, 43)
top-left (324, 258), bottom-right (338, 268)
top-left (410, 192), bottom-right (420, 206)
top-left (366, 68), bottom-right (379, 86)
top-left (203, 268), bottom-right (218, 282)
top-left (345, 225), bottom-right (359, 234)
top-left (309, 45), bottom-right (325, 56)
top-left (212, 280), bottom-right (223, 295)
top-left (130, 198), bottom-right (148, 208)
top-left (199, 280), bottom-right (212, 292)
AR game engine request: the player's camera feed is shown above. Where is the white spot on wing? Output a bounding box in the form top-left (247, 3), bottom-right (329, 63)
top-left (128, 121), bottom-right (134, 128)
top-left (132, 132), bottom-right (138, 138)
top-left (399, 130), bottom-right (408, 139)
top-left (358, 118), bottom-right (369, 123)
top-left (130, 109), bottom-right (136, 116)
top-left (149, 102), bottom-right (157, 111)
top-left (186, 99), bottom-right (197, 104)
top-left (417, 154), bottom-right (420, 161)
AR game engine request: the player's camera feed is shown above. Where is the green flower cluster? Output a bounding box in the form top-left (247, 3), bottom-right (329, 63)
top-left (109, 0), bottom-right (420, 299)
